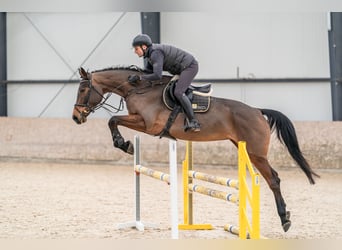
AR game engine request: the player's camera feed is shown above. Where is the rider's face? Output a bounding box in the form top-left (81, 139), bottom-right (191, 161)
top-left (133, 45), bottom-right (147, 57)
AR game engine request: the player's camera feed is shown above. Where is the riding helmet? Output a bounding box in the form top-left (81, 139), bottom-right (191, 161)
top-left (132, 34), bottom-right (152, 47)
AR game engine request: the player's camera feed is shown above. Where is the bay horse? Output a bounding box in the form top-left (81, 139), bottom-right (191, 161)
top-left (72, 66), bottom-right (319, 233)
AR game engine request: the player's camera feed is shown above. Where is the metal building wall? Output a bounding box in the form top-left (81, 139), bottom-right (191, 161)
top-left (6, 12), bottom-right (332, 120)
top-left (207, 81), bottom-right (331, 121)
top-left (6, 12), bottom-right (141, 118)
top-left (162, 12), bottom-right (331, 120)
top-left (161, 12), bottom-right (329, 79)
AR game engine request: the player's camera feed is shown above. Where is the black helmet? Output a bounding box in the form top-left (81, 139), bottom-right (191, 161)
top-left (132, 34), bottom-right (152, 47)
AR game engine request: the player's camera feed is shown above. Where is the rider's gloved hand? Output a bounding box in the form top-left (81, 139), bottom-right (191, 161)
top-left (128, 74), bottom-right (140, 84)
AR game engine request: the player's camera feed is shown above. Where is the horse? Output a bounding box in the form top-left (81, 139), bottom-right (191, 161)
top-left (72, 66), bottom-right (319, 233)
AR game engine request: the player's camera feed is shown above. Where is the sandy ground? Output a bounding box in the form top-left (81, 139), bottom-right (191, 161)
top-left (0, 161), bottom-right (341, 239)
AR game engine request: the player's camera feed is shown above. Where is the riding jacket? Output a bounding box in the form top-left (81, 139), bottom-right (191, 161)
top-left (141, 44), bottom-right (196, 81)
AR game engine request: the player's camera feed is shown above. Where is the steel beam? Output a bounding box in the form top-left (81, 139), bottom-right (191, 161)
top-left (140, 12), bottom-right (160, 43)
top-left (328, 12), bottom-right (342, 121)
top-left (0, 12), bottom-right (7, 116)
top-left (140, 12), bottom-right (160, 68)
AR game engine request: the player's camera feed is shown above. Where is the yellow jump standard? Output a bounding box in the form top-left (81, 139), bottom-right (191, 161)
top-left (179, 141), bottom-right (260, 239)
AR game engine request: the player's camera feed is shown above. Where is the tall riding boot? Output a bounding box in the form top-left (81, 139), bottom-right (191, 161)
top-left (177, 94), bottom-right (201, 132)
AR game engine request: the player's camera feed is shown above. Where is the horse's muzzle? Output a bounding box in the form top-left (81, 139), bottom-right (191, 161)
top-left (72, 114), bottom-right (82, 124)
top-left (72, 106), bottom-right (90, 124)
top-left (73, 113), bottom-right (88, 124)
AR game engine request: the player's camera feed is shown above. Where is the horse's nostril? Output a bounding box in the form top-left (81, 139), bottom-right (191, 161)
top-left (72, 115), bottom-right (81, 124)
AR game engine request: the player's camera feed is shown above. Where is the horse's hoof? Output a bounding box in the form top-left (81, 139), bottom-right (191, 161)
top-left (126, 141), bottom-right (134, 155)
top-left (282, 220), bottom-right (291, 232)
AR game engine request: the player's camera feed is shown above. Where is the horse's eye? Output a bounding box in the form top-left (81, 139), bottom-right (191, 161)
top-left (80, 89), bottom-right (86, 93)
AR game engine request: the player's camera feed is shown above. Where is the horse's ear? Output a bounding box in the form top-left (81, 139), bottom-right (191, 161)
top-left (79, 67), bottom-right (88, 80)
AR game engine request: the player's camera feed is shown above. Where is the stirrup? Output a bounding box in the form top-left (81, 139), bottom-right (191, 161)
top-left (185, 119), bottom-right (201, 132)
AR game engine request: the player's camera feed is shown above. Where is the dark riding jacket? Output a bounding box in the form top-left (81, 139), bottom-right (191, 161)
top-left (141, 44), bottom-right (196, 81)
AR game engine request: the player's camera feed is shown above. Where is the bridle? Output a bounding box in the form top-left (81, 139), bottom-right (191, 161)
top-left (73, 67), bottom-right (165, 119)
top-left (74, 77), bottom-right (124, 118)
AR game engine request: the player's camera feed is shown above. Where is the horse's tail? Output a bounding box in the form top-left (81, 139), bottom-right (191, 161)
top-left (260, 108), bottom-right (320, 184)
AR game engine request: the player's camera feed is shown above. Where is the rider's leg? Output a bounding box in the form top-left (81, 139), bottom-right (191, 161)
top-left (177, 93), bottom-right (200, 132)
top-left (174, 61), bottom-right (200, 132)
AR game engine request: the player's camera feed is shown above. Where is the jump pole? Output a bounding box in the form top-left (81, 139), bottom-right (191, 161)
top-left (117, 135), bottom-right (179, 239)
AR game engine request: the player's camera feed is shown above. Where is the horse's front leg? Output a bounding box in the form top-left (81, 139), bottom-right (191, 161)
top-left (108, 114), bottom-right (146, 155)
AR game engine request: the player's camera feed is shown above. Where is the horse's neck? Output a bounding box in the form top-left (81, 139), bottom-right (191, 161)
top-left (93, 71), bottom-right (131, 95)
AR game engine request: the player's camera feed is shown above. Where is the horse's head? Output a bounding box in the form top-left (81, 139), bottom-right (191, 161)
top-left (72, 67), bottom-right (104, 124)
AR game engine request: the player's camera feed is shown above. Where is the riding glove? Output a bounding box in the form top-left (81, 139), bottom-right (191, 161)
top-left (128, 74), bottom-right (140, 84)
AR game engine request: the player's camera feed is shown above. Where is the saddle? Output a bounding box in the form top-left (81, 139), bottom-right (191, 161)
top-left (158, 76), bottom-right (212, 139)
top-left (162, 76), bottom-right (212, 113)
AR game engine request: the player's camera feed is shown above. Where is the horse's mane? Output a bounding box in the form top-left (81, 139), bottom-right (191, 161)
top-left (90, 65), bottom-right (172, 80)
top-left (91, 65), bottom-right (147, 73)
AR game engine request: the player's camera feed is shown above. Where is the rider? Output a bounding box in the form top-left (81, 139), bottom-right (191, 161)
top-left (128, 34), bottom-right (201, 132)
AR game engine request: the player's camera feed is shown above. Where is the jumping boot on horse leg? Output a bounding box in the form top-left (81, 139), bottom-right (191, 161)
top-left (112, 134), bottom-right (134, 155)
top-left (177, 93), bottom-right (201, 132)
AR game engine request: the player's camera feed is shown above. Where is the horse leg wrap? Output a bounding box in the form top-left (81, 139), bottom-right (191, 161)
top-left (113, 134), bottom-right (133, 155)
top-left (113, 135), bottom-right (124, 147)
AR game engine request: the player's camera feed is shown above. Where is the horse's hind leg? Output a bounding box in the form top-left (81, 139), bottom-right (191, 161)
top-left (249, 154), bottom-right (291, 232)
